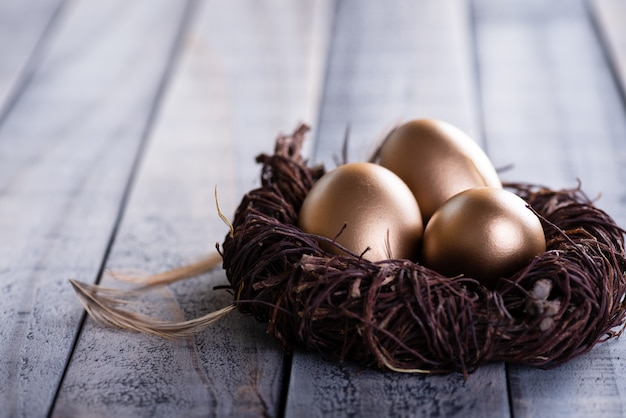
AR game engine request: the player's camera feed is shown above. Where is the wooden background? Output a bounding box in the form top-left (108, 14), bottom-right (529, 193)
top-left (1, 0), bottom-right (626, 416)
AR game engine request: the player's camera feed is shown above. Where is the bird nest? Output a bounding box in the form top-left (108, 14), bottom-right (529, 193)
top-left (221, 125), bottom-right (626, 376)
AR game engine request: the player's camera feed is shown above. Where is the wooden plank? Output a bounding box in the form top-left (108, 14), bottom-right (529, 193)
top-left (473, 0), bottom-right (626, 416)
top-left (0, 0), bottom-right (64, 118)
top-left (288, 352), bottom-right (506, 417)
top-left (0, 1), bottom-right (191, 417)
top-left (285, 1), bottom-right (511, 417)
top-left (53, 0), bottom-right (333, 416)
top-left (589, 0), bottom-right (626, 99)
top-left (506, 344), bottom-right (626, 417)
top-left (313, 0), bottom-right (482, 167)
top-left (474, 0), bottom-right (626, 216)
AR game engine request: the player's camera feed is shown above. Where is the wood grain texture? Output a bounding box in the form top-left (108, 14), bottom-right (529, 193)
top-left (313, 0), bottom-right (482, 168)
top-left (53, 0), bottom-right (333, 416)
top-left (0, 0), bottom-right (64, 118)
top-left (285, 1), bottom-right (510, 417)
top-left (589, 0), bottom-right (626, 99)
top-left (0, 1), bottom-right (190, 417)
top-left (3, 0), bottom-right (626, 416)
top-left (507, 342), bottom-right (626, 417)
top-left (473, 0), bottom-right (626, 416)
top-left (288, 351), bottom-right (507, 418)
top-left (474, 0), bottom-right (626, 218)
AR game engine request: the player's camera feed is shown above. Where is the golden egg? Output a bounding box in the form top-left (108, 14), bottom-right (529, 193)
top-left (298, 162), bottom-right (423, 262)
top-left (378, 119), bottom-right (502, 221)
top-left (422, 187), bottom-right (546, 288)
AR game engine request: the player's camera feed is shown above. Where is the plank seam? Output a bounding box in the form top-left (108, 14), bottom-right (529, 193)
top-left (0, 0), bottom-right (69, 131)
top-left (311, 0), bottom-right (341, 160)
top-left (584, 0), bottom-right (626, 116)
top-left (278, 350), bottom-right (294, 418)
top-left (45, 1), bottom-right (200, 416)
top-left (467, 0), bottom-right (491, 151)
top-left (505, 363), bottom-right (516, 418)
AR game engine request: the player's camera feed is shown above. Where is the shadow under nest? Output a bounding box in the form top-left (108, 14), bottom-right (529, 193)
top-left (221, 125), bottom-right (626, 376)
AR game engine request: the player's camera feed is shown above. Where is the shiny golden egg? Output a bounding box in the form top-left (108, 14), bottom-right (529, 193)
top-left (422, 187), bottom-right (546, 288)
top-left (298, 162), bottom-right (423, 262)
top-left (378, 119), bottom-right (502, 221)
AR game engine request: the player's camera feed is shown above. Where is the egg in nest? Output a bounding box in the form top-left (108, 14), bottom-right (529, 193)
top-left (298, 162), bottom-right (423, 262)
top-left (422, 187), bottom-right (546, 288)
top-left (378, 119), bottom-right (502, 221)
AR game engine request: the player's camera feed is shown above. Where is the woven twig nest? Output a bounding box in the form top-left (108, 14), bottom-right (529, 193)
top-left (221, 125), bottom-right (626, 376)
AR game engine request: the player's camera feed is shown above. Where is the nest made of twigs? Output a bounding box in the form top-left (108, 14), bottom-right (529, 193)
top-left (221, 125), bottom-right (626, 376)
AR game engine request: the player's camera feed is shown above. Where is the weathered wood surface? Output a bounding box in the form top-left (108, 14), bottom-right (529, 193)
top-left (0, 0), bottom-right (191, 416)
top-left (1, 0), bottom-right (626, 416)
top-left (0, 0), bottom-right (64, 118)
top-left (53, 0), bottom-right (332, 417)
top-left (285, 1), bottom-right (510, 417)
top-left (475, 0), bottom-right (626, 417)
top-left (590, 0), bottom-right (626, 100)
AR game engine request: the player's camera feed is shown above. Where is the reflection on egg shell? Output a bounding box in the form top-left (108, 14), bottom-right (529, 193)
top-left (298, 162), bottom-right (423, 262)
top-left (422, 187), bottom-right (546, 288)
top-left (378, 119), bottom-right (502, 221)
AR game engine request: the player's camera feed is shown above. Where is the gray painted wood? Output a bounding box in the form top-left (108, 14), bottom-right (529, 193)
top-left (2, 0), bottom-right (626, 416)
top-left (474, 0), bottom-right (626, 416)
top-left (507, 343), bottom-right (626, 417)
top-left (589, 0), bottom-right (626, 99)
top-left (475, 0), bottom-right (626, 215)
top-left (0, 0), bottom-right (64, 118)
top-left (285, 1), bottom-right (510, 417)
top-left (313, 0), bottom-right (483, 168)
top-left (288, 351), bottom-right (507, 418)
top-left (53, 0), bottom-right (333, 416)
top-left (0, 1), bottom-right (190, 417)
